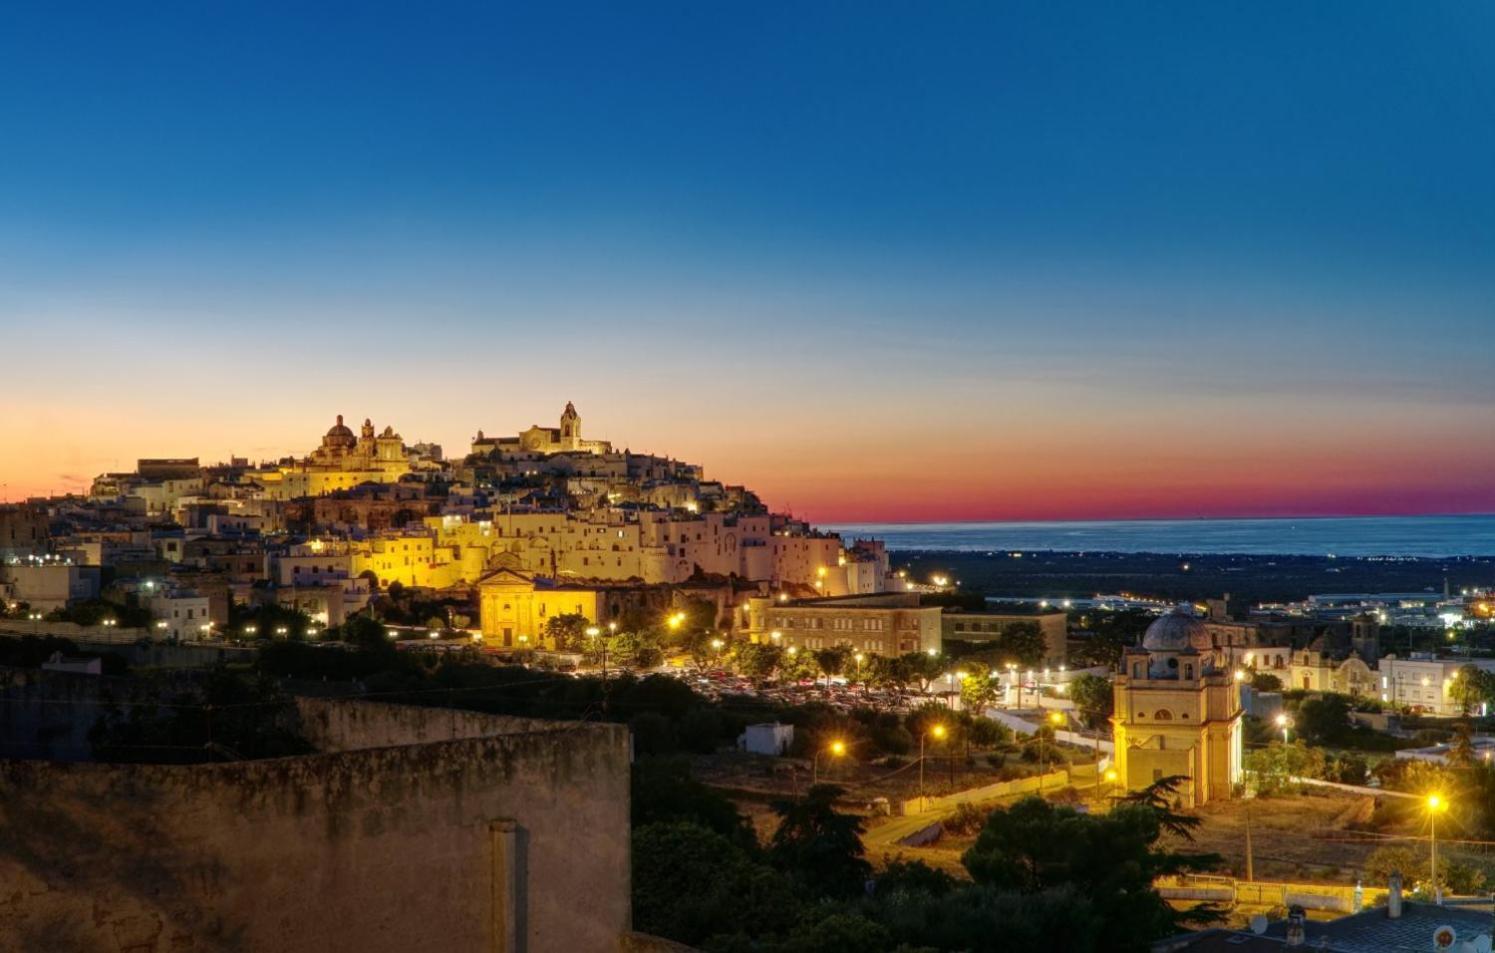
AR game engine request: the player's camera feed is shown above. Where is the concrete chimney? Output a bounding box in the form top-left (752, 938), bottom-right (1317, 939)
top-left (1285, 905), bottom-right (1306, 946)
top-left (1387, 870), bottom-right (1403, 919)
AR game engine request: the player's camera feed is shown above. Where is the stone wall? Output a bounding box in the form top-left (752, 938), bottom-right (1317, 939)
top-left (0, 699), bottom-right (631, 953)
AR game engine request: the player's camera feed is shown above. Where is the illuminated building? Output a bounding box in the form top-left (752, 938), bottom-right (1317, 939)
top-left (1112, 604), bottom-right (1243, 806)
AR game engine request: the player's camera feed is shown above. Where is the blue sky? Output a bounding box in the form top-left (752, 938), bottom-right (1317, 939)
top-left (2, 2), bottom-right (1493, 519)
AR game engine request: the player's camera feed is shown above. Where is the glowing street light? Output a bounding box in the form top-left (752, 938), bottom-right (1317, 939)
top-left (586, 626), bottom-right (608, 681)
top-left (813, 737), bottom-right (847, 784)
top-left (1427, 793), bottom-right (1448, 904)
top-left (1275, 713), bottom-right (1293, 744)
top-left (919, 723), bottom-right (948, 808)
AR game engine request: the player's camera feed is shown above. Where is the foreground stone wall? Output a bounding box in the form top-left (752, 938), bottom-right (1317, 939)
top-left (0, 700), bottom-right (631, 953)
top-left (294, 696), bottom-right (564, 751)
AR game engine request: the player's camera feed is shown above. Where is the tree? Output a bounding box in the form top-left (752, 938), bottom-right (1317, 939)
top-left (632, 756), bottom-right (758, 850)
top-left (813, 646), bottom-right (850, 688)
top-left (768, 784), bottom-right (872, 899)
top-left (1295, 693), bottom-right (1353, 746)
top-left (1449, 722), bottom-right (1476, 766)
top-left (996, 621), bottom-right (1048, 667)
top-left (961, 795), bottom-right (1221, 947)
top-left (1068, 673), bottom-right (1114, 729)
top-left (337, 614), bottom-right (394, 651)
top-left (732, 642), bottom-right (783, 681)
top-left (958, 661), bottom-right (999, 711)
top-left (1365, 844), bottom-right (1486, 897)
top-left (543, 612), bottom-right (590, 652)
top-left (1448, 665), bottom-right (1493, 716)
top-left (632, 822), bottom-right (798, 947)
top-left (1250, 671), bottom-right (1283, 692)
top-left (1245, 741), bottom-right (1325, 796)
top-left (868, 654), bottom-right (913, 695)
top-left (780, 648), bottom-right (819, 683)
top-left (902, 651), bottom-right (947, 692)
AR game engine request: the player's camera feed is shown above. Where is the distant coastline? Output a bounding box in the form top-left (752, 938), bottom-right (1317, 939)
top-left (823, 514), bottom-right (1495, 558)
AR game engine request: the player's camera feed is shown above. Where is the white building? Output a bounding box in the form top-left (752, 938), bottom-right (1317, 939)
top-left (148, 590), bottom-right (215, 641)
top-left (1378, 654), bottom-right (1495, 716)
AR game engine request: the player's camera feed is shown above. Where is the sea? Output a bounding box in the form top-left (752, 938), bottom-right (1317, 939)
top-left (822, 515), bottom-right (1495, 558)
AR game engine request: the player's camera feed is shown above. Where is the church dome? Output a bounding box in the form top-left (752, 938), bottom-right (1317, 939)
top-left (1142, 604), bottom-right (1211, 652)
top-left (323, 414), bottom-right (356, 448)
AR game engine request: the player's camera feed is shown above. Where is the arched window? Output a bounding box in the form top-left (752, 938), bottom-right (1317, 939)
top-left (1153, 709), bottom-right (1173, 721)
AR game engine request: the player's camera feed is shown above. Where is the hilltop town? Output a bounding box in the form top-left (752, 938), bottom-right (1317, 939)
top-left (3, 402), bottom-right (895, 649)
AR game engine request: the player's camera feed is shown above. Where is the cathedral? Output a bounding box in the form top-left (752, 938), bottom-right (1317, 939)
top-left (308, 415), bottom-right (409, 477)
top-left (1111, 604), bottom-right (1244, 806)
top-left (472, 402), bottom-right (613, 457)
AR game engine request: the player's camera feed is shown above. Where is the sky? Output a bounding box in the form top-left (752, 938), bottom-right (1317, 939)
top-left (2, 2), bottom-right (1493, 522)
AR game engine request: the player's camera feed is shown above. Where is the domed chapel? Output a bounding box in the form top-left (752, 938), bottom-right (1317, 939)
top-left (1111, 604), bottom-right (1244, 806)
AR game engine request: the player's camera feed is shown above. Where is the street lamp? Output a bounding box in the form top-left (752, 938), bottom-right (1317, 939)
top-left (1041, 710), bottom-right (1065, 793)
top-left (244, 624), bottom-right (258, 637)
top-left (919, 723), bottom-right (947, 810)
top-left (1102, 767), bottom-right (1119, 798)
top-left (586, 626), bottom-right (607, 681)
top-left (1427, 793), bottom-right (1448, 904)
top-left (813, 738), bottom-right (846, 784)
top-left (1275, 713), bottom-right (1292, 744)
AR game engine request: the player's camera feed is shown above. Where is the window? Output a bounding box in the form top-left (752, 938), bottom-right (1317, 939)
top-left (1154, 709), bottom-right (1173, 721)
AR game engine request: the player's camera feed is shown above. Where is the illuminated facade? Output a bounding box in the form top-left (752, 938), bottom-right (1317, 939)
top-left (1112, 605), bottom-right (1243, 807)
top-left (741, 593), bottom-right (941, 656)
top-left (257, 416), bottom-right (411, 499)
top-left (472, 402), bottom-right (613, 457)
top-left (477, 564), bottom-right (605, 648)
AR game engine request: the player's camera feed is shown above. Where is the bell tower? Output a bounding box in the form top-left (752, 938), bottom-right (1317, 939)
top-left (560, 401), bottom-right (580, 445)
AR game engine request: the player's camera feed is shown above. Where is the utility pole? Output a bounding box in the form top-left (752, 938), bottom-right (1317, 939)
top-left (1244, 800), bottom-right (1255, 882)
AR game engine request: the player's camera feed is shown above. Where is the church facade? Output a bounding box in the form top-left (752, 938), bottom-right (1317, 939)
top-left (1111, 605), bottom-right (1244, 807)
top-left (472, 402), bottom-right (613, 457)
top-left (256, 416), bottom-right (411, 499)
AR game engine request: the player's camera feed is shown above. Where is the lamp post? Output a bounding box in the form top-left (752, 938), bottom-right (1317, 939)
top-left (1275, 713), bottom-right (1293, 744)
top-left (919, 723), bottom-right (947, 810)
top-left (585, 626), bottom-right (605, 680)
top-left (1041, 710), bottom-right (1065, 794)
top-left (813, 738), bottom-right (846, 785)
top-left (1427, 793), bottom-right (1447, 904)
